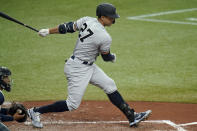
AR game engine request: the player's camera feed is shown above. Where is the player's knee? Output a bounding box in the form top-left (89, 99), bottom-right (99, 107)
top-left (69, 104), bottom-right (80, 111)
top-left (104, 79), bottom-right (117, 94)
top-left (66, 99), bottom-right (80, 111)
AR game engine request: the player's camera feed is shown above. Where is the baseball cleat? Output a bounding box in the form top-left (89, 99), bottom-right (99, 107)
top-left (27, 108), bottom-right (43, 128)
top-left (129, 110), bottom-right (152, 127)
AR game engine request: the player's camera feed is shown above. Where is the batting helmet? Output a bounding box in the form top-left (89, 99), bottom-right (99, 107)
top-left (0, 66), bottom-right (12, 92)
top-left (96, 3), bottom-right (120, 18)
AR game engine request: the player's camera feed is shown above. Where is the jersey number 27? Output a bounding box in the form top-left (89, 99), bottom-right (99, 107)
top-left (79, 23), bottom-right (94, 42)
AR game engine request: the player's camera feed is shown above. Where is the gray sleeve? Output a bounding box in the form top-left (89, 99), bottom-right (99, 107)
top-left (100, 35), bottom-right (112, 53)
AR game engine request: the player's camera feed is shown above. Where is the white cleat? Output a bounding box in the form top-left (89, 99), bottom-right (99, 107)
top-left (28, 108), bottom-right (43, 128)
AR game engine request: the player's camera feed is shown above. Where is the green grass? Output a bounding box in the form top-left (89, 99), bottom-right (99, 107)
top-left (0, 0), bottom-right (197, 103)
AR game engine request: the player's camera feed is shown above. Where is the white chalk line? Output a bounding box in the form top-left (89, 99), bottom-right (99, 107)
top-left (163, 120), bottom-right (186, 131)
top-left (128, 8), bottom-right (197, 19)
top-left (25, 120), bottom-right (197, 131)
top-left (186, 17), bottom-right (197, 21)
top-left (128, 18), bottom-right (197, 25)
top-left (179, 122), bottom-right (197, 126)
top-left (127, 8), bottom-right (197, 25)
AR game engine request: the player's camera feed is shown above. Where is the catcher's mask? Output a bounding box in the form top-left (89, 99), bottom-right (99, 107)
top-left (0, 66), bottom-right (12, 92)
top-left (96, 3), bottom-right (120, 24)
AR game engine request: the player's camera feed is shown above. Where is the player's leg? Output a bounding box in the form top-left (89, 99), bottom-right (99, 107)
top-left (90, 64), bottom-right (151, 127)
top-left (28, 59), bottom-right (94, 128)
top-left (28, 62), bottom-right (70, 128)
top-left (64, 58), bottom-right (94, 111)
top-left (107, 91), bottom-right (151, 126)
top-left (32, 101), bottom-right (68, 113)
top-left (28, 102), bottom-right (69, 128)
top-left (89, 65), bottom-right (135, 124)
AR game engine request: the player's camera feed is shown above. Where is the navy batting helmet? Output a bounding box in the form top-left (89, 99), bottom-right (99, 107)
top-left (0, 66), bottom-right (12, 92)
top-left (96, 3), bottom-right (120, 18)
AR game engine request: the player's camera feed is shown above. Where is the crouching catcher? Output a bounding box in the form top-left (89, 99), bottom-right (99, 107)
top-left (0, 66), bottom-right (28, 131)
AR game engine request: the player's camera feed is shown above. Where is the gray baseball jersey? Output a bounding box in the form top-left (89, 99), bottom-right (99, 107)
top-left (73, 16), bottom-right (112, 62)
top-left (64, 16), bottom-right (117, 111)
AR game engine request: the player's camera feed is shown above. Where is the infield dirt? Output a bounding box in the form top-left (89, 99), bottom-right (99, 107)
top-left (4, 101), bottom-right (197, 131)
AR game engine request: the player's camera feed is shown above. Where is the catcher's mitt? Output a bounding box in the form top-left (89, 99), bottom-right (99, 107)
top-left (8, 102), bottom-right (28, 122)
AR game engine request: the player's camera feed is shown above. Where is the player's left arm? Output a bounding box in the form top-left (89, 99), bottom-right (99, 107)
top-left (39, 17), bottom-right (89, 37)
top-left (0, 108), bottom-right (14, 121)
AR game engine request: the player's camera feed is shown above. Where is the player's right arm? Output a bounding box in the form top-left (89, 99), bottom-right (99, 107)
top-left (38, 22), bottom-right (77, 37)
top-left (100, 35), bottom-right (116, 63)
top-left (101, 51), bottom-right (116, 63)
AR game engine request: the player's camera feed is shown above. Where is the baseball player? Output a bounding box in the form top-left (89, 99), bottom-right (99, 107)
top-left (0, 66), bottom-right (25, 131)
top-left (28, 3), bottom-right (151, 128)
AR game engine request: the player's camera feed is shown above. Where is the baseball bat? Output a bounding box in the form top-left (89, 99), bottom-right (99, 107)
top-left (0, 12), bottom-right (39, 32)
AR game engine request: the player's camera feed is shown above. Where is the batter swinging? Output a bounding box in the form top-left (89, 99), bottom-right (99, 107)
top-left (28, 3), bottom-right (151, 128)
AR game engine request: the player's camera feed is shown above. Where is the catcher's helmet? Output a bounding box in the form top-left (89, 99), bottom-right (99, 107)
top-left (0, 66), bottom-right (12, 92)
top-left (96, 3), bottom-right (120, 18)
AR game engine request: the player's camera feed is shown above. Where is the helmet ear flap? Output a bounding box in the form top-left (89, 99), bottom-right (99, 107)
top-left (0, 82), bottom-right (11, 92)
top-left (112, 19), bottom-right (115, 24)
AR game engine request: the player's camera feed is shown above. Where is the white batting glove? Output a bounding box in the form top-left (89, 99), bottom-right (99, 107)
top-left (111, 53), bottom-right (116, 63)
top-left (38, 29), bottom-right (49, 37)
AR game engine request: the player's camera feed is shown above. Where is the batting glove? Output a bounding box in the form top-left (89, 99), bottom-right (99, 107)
top-left (111, 53), bottom-right (116, 63)
top-left (39, 29), bottom-right (49, 37)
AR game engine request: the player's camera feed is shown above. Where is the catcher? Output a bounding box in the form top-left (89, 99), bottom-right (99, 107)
top-left (0, 66), bottom-right (28, 131)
